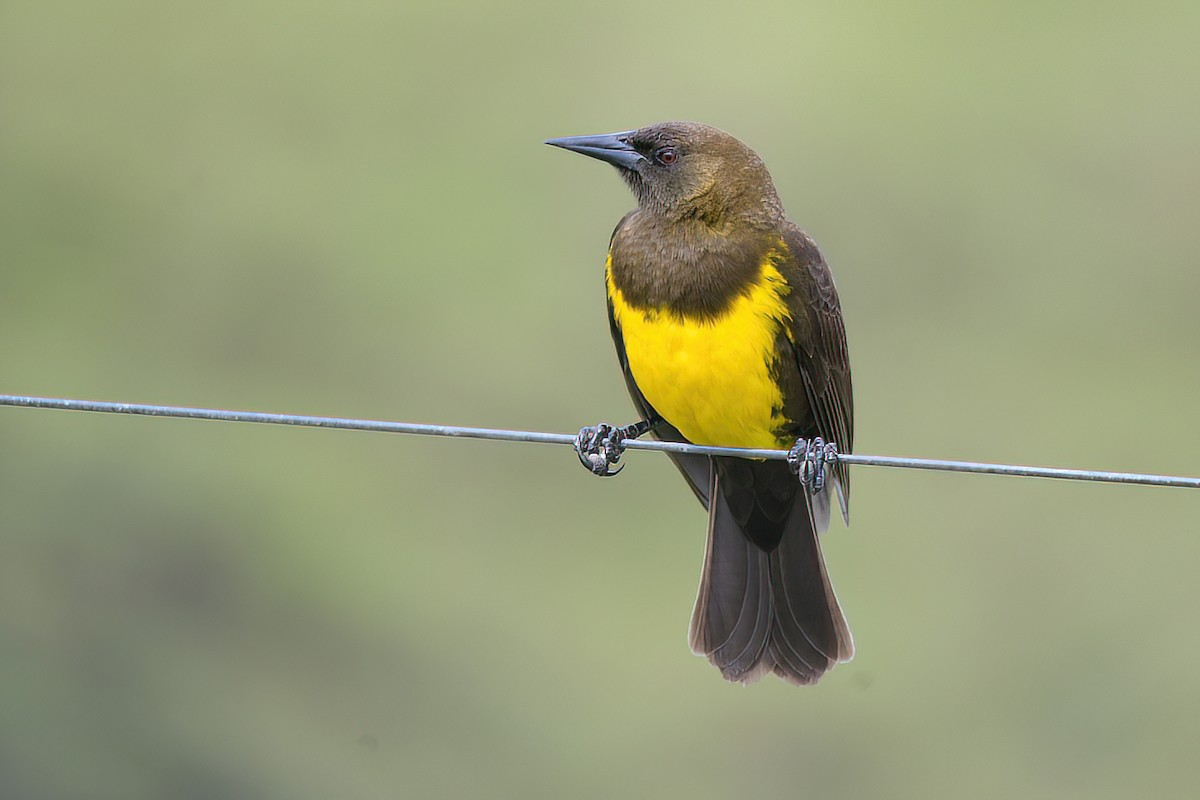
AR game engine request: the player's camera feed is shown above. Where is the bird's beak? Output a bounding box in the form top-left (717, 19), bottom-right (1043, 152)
top-left (544, 130), bottom-right (646, 170)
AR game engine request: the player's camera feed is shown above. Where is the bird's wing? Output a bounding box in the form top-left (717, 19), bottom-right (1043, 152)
top-left (777, 225), bottom-right (854, 523)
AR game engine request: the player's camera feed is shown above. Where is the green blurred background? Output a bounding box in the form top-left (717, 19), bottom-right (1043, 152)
top-left (2, 1), bottom-right (1198, 797)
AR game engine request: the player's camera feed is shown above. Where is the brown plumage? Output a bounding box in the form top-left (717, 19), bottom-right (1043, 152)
top-left (548, 122), bottom-right (854, 685)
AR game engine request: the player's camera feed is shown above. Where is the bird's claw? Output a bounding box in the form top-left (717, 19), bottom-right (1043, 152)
top-left (574, 423), bottom-right (627, 476)
top-left (574, 420), bottom-right (652, 477)
top-left (788, 437), bottom-right (839, 495)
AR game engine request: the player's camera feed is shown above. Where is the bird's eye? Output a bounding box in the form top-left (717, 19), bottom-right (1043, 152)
top-left (655, 147), bottom-right (678, 165)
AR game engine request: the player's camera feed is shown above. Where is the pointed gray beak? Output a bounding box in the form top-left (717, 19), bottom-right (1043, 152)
top-left (545, 130), bottom-right (646, 170)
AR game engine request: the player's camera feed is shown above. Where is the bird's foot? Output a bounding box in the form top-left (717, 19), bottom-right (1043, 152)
top-left (573, 419), bottom-right (654, 477)
top-left (787, 437), bottom-right (839, 495)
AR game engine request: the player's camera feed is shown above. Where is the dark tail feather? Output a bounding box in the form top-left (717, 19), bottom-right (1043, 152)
top-left (688, 465), bottom-right (852, 685)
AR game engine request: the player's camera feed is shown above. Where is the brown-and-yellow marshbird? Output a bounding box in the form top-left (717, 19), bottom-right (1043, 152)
top-left (548, 122), bottom-right (854, 685)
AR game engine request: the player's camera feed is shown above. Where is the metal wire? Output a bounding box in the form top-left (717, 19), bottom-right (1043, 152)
top-left (2, 394), bottom-right (1197, 489)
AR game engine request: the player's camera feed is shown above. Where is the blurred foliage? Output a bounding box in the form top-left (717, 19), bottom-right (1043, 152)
top-left (2, 1), bottom-right (1199, 798)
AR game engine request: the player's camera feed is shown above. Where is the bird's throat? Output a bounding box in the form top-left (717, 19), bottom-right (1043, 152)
top-left (607, 215), bottom-right (775, 320)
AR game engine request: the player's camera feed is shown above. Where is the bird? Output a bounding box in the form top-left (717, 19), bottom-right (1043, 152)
top-left (546, 121), bottom-right (854, 685)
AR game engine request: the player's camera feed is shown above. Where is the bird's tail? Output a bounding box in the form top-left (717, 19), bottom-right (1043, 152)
top-left (688, 462), bottom-right (853, 685)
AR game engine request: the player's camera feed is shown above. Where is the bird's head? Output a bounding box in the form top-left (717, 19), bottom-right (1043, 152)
top-left (547, 121), bottom-right (783, 228)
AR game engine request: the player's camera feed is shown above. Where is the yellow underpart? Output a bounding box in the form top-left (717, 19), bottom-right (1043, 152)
top-left (607, 248), bottom-right (793, 449)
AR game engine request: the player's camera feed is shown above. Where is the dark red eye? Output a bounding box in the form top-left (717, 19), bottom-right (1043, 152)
top-left (655, 147), bottom-right (678, 165)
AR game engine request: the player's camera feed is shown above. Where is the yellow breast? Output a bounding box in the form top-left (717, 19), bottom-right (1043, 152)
top-left (607, 251), bottom-right (793, 449)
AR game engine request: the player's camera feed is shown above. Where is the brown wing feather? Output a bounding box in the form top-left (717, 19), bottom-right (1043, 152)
top-left (777, 225), bottom-right (854, 522)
